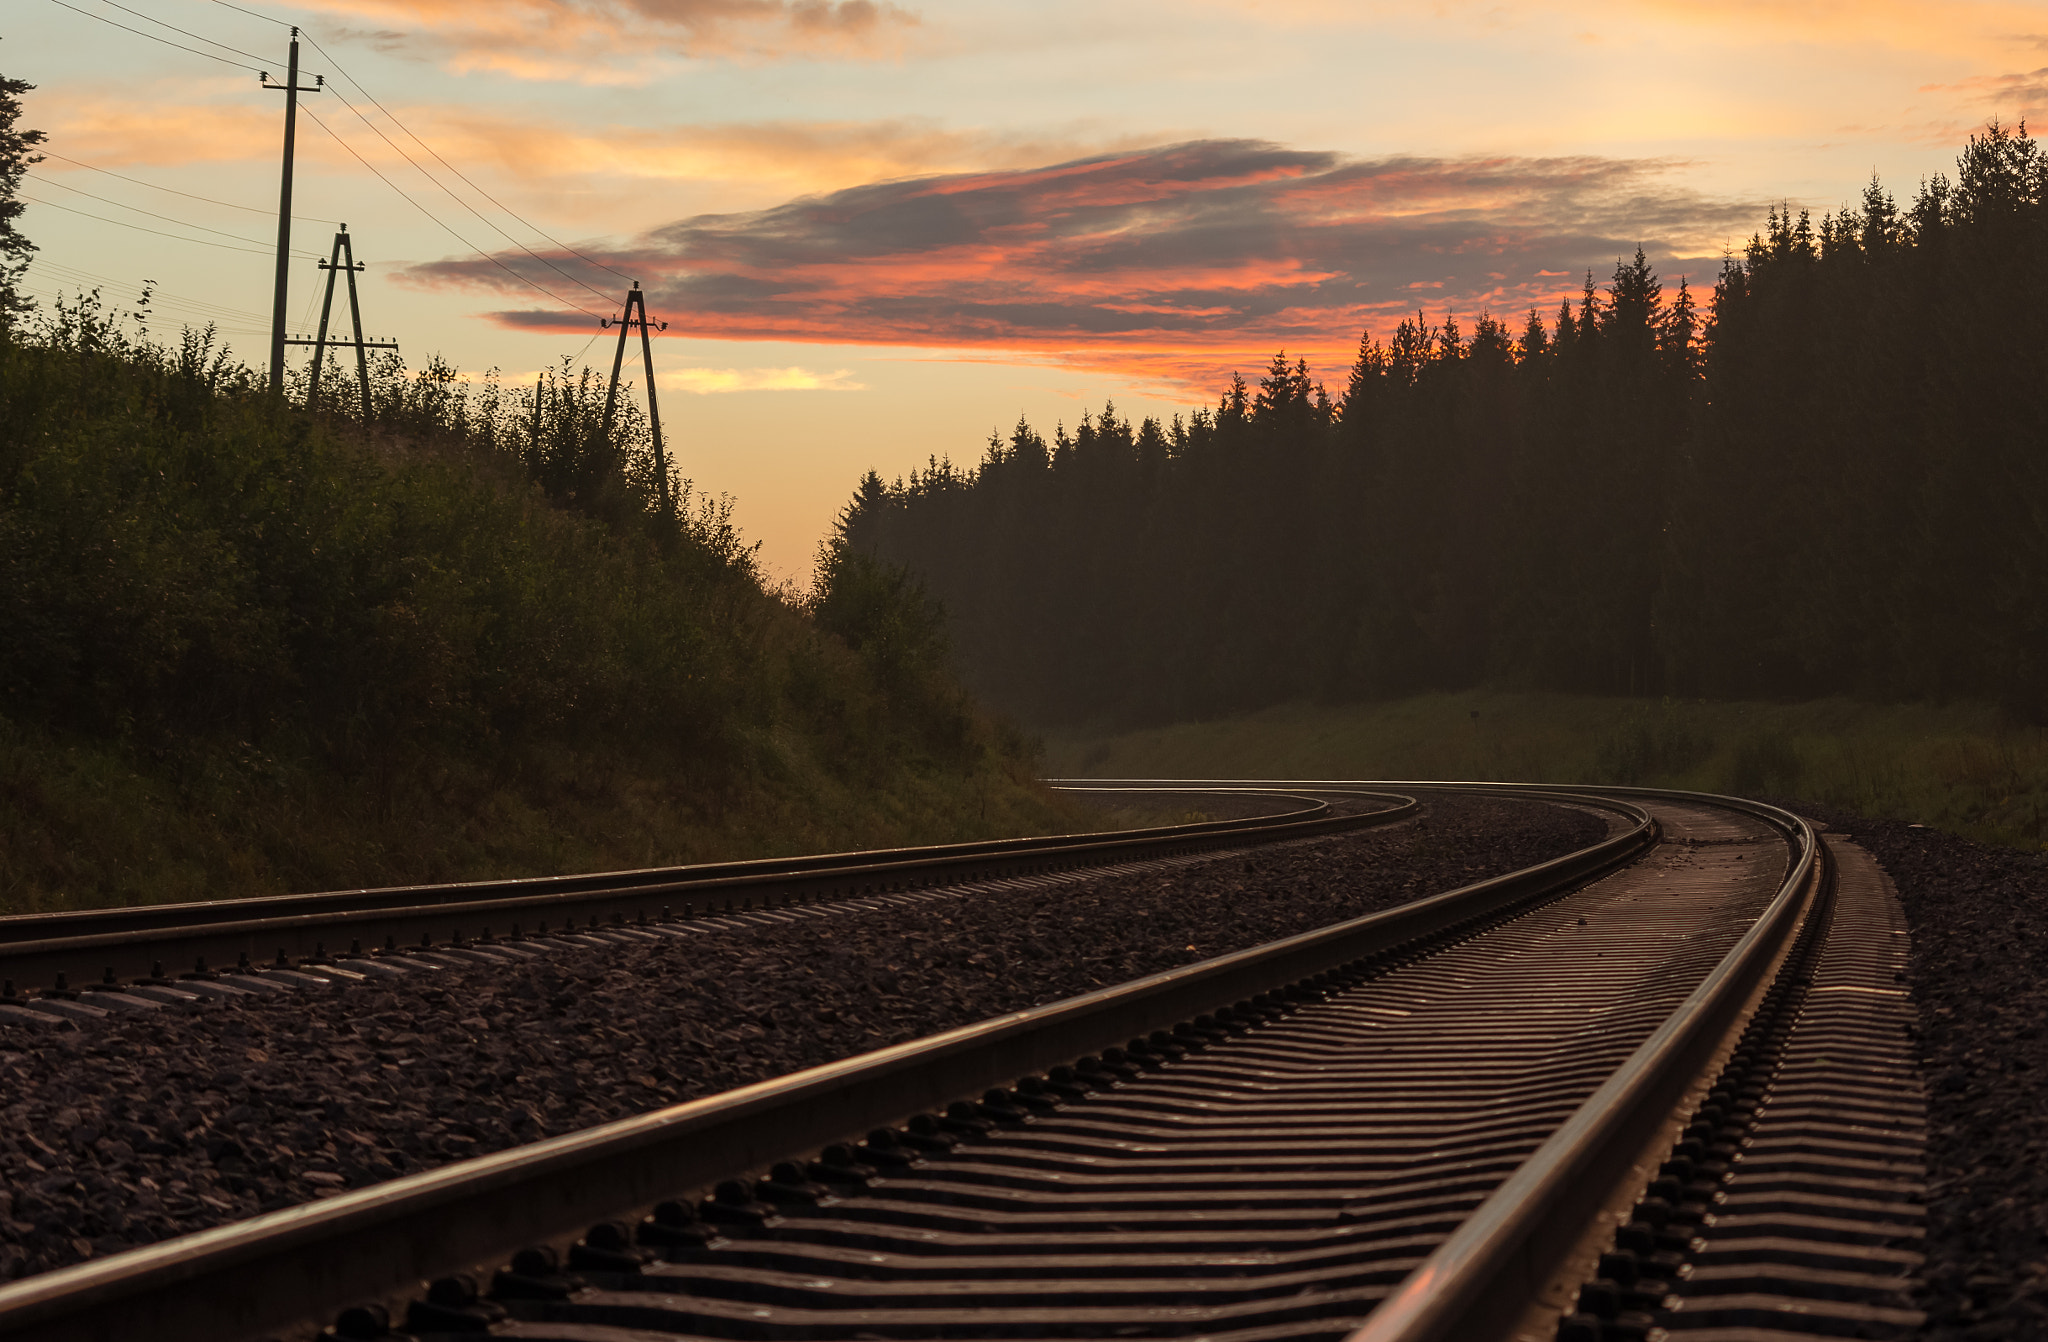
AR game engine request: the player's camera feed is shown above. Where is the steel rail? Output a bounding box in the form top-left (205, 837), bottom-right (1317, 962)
top-left (1343, 788), bottom-right (1823, 1342)
top-left (0, 787), bottom-right (1654, 1342)
top-left (1059, 779), bottom-right (1826, 1342)
top-left (3, 788), bottom-right (1332, 937)
top-left (0, 787), bottom-right (1402, 995)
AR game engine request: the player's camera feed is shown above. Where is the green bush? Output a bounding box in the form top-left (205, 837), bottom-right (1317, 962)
top-left (2, 293), bottom-right (741, 766)
top-left (0, 293), bottom-right (1075, 909)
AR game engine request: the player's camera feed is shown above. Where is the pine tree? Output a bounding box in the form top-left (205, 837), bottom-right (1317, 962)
top-left (1577, 270), bottom-right (1602, 339)
top-left (1217, 372), bottom-right (1250, 427)
top-left (1388, 313), bottom-right (1432, 386)
top-left (0, 56), bottom-right (47, 329)
top-left (1859, 175), bottom-right (1902, 256)
top-left (1436, 313), bottom-right (1465, 361)
top-left (1135, 415), bottom-right (1169, 471)
top-left (1253, 350), bottom-right (1302, 424)
top-left (1909, 173), bottom-right (1953, 240)
top-left (1953, 118), bottom-right (2044, 226)
top-left (1008, 414), bottom-right (1048, 471)
top-left (1659, 277), bottom-right (1700, 380)
top-left (1605, 248), bottom-right (1662, 340)
top-left (1552, 298), bottom-right (1578, 356)
top-left (1338, 331), bottom-right (1388, 435)
top-left (835, 470), bottom-right (891, 552)
top-left (1790, 207), bottom-right (1816, 258)
top-left (1467, 314), bottom-right (1511, 363)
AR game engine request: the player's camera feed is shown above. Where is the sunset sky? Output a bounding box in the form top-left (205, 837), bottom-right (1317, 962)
top-left (11, 0), bottom-right (2048, 576)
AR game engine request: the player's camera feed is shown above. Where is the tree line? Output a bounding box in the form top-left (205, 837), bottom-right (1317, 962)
top-left (826, 123), bottom-right (2048, 728)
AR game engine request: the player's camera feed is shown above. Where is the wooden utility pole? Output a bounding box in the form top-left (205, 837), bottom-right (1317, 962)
top-left (284, 226), bottom-right (398, 417)
top-left (263, 29), bottom-right (321, 396)
top-left (600, 283), bottom-right (673, 514)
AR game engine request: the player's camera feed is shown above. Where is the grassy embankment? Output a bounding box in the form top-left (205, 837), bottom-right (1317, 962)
top-left (1046, 693), bottom-right (2048, 851)
top-left (0, 295), bottom-right (1094, 914)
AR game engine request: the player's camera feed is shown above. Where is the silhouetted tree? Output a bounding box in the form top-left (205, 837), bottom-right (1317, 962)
top-left (821, 124), bottom-right (2048, 727)
top-left (0, 54), bottom-right (47, 330)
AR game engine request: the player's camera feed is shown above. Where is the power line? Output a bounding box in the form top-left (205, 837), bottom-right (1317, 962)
top-left (299, 106), bottom-right (605, 320)
top-left (204, 1), bottom-right (642, 306)
top-left (19, 275), bottom-right (271, 337)
top-left (21, 193), bottom-right (295, 256)
top-left (295, 27), bottom-right (638, 287)
top-left (47, 0), bottom-right (632, 337)
top-left (43, 0), bottom-right (266, 72)
top-left (89, 0), bottom-right (274, 64)
top-left (41, 151), bottom-right (326, 222)
top-left (297, 261), bottom-right (322, 332)
top-left (314, 76), bottom-right (618, 306)
top-left (209, 0), bottom-right (288, 25)
top-left (35, 254), bottom-right (250, 305)
top-left (27, 258), bottom-right (275, 337)
top-left (17, 281), bottom-right (270, 339)
top-left (31, 257), bottom-right (270, 325)
top-left (27, 172), bottom-right (323, 256)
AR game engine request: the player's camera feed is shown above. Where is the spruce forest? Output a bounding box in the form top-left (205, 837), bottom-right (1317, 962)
top-left (832, 124), bottom-right (2048, 729)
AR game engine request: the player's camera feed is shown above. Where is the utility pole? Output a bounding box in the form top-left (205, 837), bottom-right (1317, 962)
top-left (262, 29), bottom-right (321, 396)
top-left (600, 283), bottom-right (673, 514)
top-left (283, 226), bottom-right (398, 418)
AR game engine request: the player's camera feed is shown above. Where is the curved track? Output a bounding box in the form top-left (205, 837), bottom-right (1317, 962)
top-left (0, 787), bottom-right (1404, 1001)
top-left (0, 783), bottom-right (1926, 1342)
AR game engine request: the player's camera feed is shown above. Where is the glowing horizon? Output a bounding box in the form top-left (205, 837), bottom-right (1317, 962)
top-left (9, 0), bottom-right (2047, 576)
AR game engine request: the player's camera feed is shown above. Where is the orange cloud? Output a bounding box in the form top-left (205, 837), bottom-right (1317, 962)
top-left (1621, 0), bottom-right (2048, 61)
top-left (36, 86), bottom-right (1152, 206)
top-left (1191, 0), bottom-right (2048, 65)
top-left (659, 365), bottom-right (864, 392)
top-left (403, 139), bottom-right (1759, 392)
top-left (296, 0), bottom-right (918, 83)
top-left (414, 110), bottom-right (1165, 199)
top-left (1925, 67), bottom-right (2048, 120)
top-left (42, 95), bottom-right (279, 166)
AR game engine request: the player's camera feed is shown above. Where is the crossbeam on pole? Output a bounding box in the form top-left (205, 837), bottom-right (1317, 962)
top-left (298, 225), bottom-right (398, 418)
top-left (598, 282), bottom-right (673, 516)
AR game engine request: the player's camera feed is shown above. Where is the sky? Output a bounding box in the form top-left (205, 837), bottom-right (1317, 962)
top-left (10, 0), bottom-right (2048, 578)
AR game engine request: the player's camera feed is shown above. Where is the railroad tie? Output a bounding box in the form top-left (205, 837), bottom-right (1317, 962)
top-left (481, 802), bottom-right (1784, 1342)
top-left (1648, 835), bottom-right (1927, 1340)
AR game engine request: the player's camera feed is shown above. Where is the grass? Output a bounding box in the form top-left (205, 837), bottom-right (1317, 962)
top-left (0, 712), bottom-right (1101, 914)
top-left (0, 295), bottom-right (1107, 914)
top-left (1044, 692), bottom-right (2048, 852)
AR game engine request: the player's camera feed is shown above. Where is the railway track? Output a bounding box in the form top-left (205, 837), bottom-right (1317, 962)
top-left (0, 787), bottom-right (1404, 1005)
top-left (0, 783), bottom-right (1927, 1342)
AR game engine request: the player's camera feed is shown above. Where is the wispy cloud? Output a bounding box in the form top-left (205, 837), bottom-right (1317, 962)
top-left (44, 96), bottom-right (281, 166)
top-left (1924, 66), bottom-right (2048, 119)
top-left (404, 139), bottom-right (1763, 390)
top-left (660, 365), bottom-right (864, 392)
top-left (296, 0), bottom-right (919, 83)
top-left (1189, 0), bottom-right (2048, 64)
top-left (422, 111), bottom-right (1166, 197)
top-left (1623, 0), bottom-right (2048, 60)
top-left (37, 89), bottom-right (1136, 205)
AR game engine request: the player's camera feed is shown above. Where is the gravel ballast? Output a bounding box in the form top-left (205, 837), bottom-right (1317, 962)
top-left (0, 793), bottom-right (1605, 1284)
top-left (1785, 803), bottom-right (2048, 1341)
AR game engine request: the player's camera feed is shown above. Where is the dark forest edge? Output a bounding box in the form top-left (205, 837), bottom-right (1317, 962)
top-left (833, 124), bottom-right (2048, 765)
top-left (0, 291), bottom-right (1090, 914)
